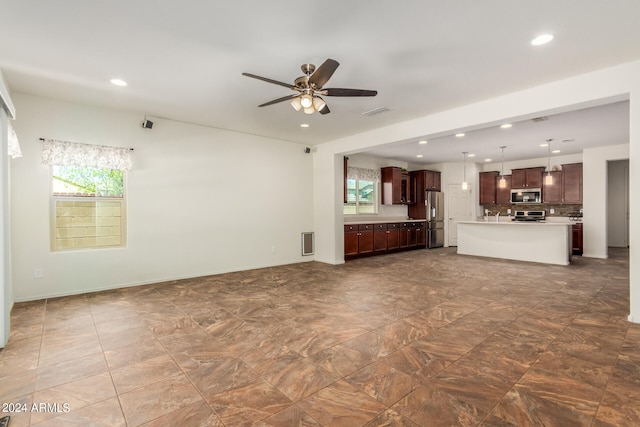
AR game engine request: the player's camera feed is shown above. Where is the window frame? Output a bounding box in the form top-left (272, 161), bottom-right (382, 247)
top-left (344, 177), bottom-right (379, 215)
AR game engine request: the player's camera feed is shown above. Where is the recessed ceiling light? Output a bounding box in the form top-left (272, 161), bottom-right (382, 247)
top-left (300, 123), bottom-right (309, 128)
top-left (468, 154), bottom-right (476, 158)
top-left (455, 133), bottom-right (465, 138)
top-left (110, 78), bottom-right (127, 86)
top-left (552, 149), bottom-right (561, 154)
top-left (416, 154), bottom-right (424, 158)
top-left (500, 124), bottom-right (512, 129)
top-left (418, 140), bottom-right (428, 145)
top-left (485, 158), bottom-right (492, 162)
top-left (540, 143), bottom-right (549, 147)
top-left (531, 34), bottom-right (554, 46)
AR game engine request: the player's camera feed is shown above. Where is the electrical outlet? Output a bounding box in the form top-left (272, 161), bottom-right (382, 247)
top-left (34, 268), bottom-right (44, 279)
top-left (507, 209), bottom-right (511, 214)
top-left (271, 246), bottom-right (276, 253)
top-left (550, 208), bottom-right (555, 214)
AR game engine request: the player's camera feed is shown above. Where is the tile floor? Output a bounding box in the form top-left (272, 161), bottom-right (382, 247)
top-left (1, 247), bottom-right (638, 426)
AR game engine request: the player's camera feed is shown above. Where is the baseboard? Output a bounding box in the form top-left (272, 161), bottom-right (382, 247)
top-left (581, 252), bottom-right (609, 259)
top-left (13, 258), bottom-right (316, 303)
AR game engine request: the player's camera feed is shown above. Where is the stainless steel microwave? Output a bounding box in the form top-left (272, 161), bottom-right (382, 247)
top-left (510, 188), bottom-right (542, 204)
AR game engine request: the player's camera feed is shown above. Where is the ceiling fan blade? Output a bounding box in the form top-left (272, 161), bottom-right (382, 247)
top-left (242, 72), bottom-right (296, 90)
top-left (308, 59), bottom-right (340, 88)
top-left (324, 88), bottom-right (378, 97)
top-left (258, 94), bottom-right (298, 107)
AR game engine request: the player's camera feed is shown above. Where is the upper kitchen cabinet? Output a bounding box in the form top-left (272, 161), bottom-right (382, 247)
top-left (495, 175), bottom-right (512, 204)
top-left (381, 166), bottom-right (412, 205)
top-left (542, 171), bottom-right (563, 203)
top-left (424, 170), bottom-right (441, 192)
top-left (408, 169), bottom-right (441, 218)
top-left (562, 163), bottom-right (583, 203)
top-left (479, 171), bottom-right (499, 205)
top-left (511, 167), bottom-right (544, 189)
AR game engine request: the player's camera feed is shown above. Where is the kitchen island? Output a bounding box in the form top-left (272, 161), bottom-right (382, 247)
top-left (456, 220), bottom-right (573, 265)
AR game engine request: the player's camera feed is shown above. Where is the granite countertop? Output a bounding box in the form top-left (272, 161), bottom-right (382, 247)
top-left (344, 218), bottom-right (427, 225)
top-left (459, 220), bottom-right (573, 226)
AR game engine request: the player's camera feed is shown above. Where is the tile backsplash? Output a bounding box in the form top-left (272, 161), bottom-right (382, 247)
top-left (483, 204), bottom-right (583, 217)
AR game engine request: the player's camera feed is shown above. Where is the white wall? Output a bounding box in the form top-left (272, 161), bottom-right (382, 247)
top-left (583, 144), bottom-right (630, 258)
top-left (313, 59), bottom-right (639, 322)
top-left (11, 93), bottom-right (314, 301)
top-left (0, 106), bottom-right (10, 347)
top-left (0, 69), bottom-right (15, 347)
top-left (608, 160), bottom-right (629, 248)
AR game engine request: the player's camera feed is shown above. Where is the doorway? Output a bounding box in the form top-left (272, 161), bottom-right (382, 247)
top-left (447, 183), bottom-right (474, 246)
top-left (607, 159), bottom-right (629, 248)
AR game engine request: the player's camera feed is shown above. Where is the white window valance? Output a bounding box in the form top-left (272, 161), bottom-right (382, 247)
top-left (41, 139), bottom-right (132, 170)
top-left (347, 166), bottom-right (380, 181)
top-left (7, 121), bottom-right (22, 159)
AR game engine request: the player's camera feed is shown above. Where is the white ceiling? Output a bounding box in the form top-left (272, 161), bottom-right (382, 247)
top-left (1, 1), bottom-right (638, 161)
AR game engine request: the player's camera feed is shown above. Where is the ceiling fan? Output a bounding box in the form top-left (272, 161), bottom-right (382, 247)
top-left (242, 58), bottom-right (377, 115)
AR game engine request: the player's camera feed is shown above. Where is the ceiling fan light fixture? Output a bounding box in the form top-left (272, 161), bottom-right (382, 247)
top-left (290, 96), bottom-right (302, 111)
top-left (300, 94), bottom-right (313, 109)
top-left (303, 106), bottom-right (315, 115)
top-left (313, 97), bottom-right (326, 112)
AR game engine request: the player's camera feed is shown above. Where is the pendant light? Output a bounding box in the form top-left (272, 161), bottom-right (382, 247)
top-left (545, 139), bottom-right (553, 185)
top-left (499, 145), bottom-right (507, 189)
top-left (461, 152), bottom-right (468, 190)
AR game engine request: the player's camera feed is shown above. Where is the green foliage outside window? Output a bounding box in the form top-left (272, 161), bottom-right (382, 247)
top-left (53, 165), bottom-right (124, 197)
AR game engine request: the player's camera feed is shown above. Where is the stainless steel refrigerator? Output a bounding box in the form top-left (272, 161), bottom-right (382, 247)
top-left (426, 191), bottom-right (444, 248)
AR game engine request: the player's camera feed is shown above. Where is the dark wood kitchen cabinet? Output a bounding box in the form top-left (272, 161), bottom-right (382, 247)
top-left (345, 221), bottom-right (425, 259)
top-left (424, 170), bottom-right (441, 192)
top-left (386, 223), bottom-right (401, 250)
top-left (343, 224), bottom-right (373, 258)
top-left (542, 170), bottom-right (563, 203)
top-left (479, 171), bottom-right (499, 205)
top-left (415, 222), bottom-right (426, 246)
top-left (408, 169), bottom-right (440, 218)
top-left (344, 224), bottom-right (359, 257)
top-left (381, 167), bottom-right (412, 205)
top-left (495, 175), bottom-right (512, 204)
top-left (373, 223), bottom-right (389, 253)
top-left (408, 170), bottom-right (426, 219)
top-left (572, 222), bottom-right (583, 255)
top-left (343, 156), bottom-right (348, 204)
top-left (562, 163), bottom-right (583, 204)
top-left (511, 167), bottom-right (544, 189)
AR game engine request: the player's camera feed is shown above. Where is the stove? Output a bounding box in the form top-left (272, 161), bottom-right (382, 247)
top-left (513, 210), bottom-right (546, 222)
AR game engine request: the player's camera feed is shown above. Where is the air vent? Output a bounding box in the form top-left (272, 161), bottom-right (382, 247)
top-left (362, 107), bottom-right (390, 117)
top-left (531, 116), bottom-right (549, 122)
top-left (301, 232), bottom-right (314, 256)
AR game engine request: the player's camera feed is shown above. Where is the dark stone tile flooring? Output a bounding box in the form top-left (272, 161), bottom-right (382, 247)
top-left (1, 247), bottom-right (638, 426)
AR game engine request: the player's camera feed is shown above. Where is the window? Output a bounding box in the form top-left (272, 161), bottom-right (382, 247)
top-left (344, 167), bottom-right (379, 215)
top-left (51, 166), bottom-right (126, 251)
top-left (41, 139), bottom-right (131, 252)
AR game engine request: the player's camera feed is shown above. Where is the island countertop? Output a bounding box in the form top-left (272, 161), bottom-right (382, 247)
top-left (456, 220), bottom-right (573, 226)
top-left (456, 220), bottom-right (572, 265)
